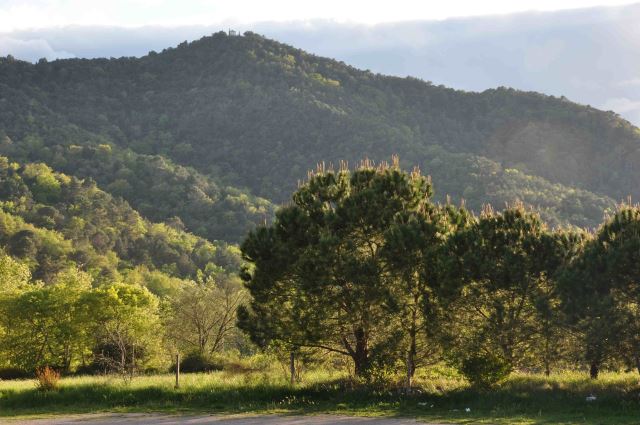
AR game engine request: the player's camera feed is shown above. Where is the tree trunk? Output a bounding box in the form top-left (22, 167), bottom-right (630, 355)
top-left (543, 333), bottom-right (551, 376)
top-left (352, 328), bottom-right (369, 376)
top-left (409, 308), bottom-right (417, 378)
top-left (289, 352), bottom-right (295, 385)
top-left (590, 361), bottom-right (599, 379)
top-left (64, 344), bottom-right (72, 374)
top-left (131, 343), bottom-right (136, 378)
top-left (406, 351), bottom-right (413, 390)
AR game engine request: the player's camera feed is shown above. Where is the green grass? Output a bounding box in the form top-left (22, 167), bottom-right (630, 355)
top-left (1, 368), bottom-right (639, 424)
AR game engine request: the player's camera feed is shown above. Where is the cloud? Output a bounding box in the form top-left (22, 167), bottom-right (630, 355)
top-left (616, 78), bottom-right (640, 87)
top-left (0, 0), bottom-right (636, 31)
top-left (601, 97), bottom-right (640, 114)
top-left (0, 36), bottom-right (75, 61)
top-left (600, 97), bottom-right (640, 125)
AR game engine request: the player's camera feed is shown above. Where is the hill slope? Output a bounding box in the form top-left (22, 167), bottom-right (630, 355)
top-left (2, 31), bottom-right (636, 233)
top-left (0, 156), bottom-right (242, 283)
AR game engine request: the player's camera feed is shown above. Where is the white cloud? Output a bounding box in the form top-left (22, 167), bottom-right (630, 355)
top-left (0, 36), bottom-right (75, 60)
top-left (523, 39), bottom-right (566, 71)
top-left (616, 78), bottom-right (640, 87)
top-left (601, 97), bottom-right (640, 114)
top-left (0, 0), bottom-right (636, 31)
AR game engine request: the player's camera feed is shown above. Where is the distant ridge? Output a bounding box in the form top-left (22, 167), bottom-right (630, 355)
top-left (2, 31), bottom-right (638, 235)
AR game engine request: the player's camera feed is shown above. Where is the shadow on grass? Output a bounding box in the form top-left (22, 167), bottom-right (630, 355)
top-left (1, 376), bottom-right (639, 424)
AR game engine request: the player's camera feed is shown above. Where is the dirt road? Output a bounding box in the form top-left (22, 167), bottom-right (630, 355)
top-left (3, 414), bottom-right (442, 425)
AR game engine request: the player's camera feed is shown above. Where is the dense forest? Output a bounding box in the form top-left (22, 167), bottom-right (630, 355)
top-left (0, 155), bottom-right (242, 282)
top-left (0, 155), bottom-right (249, 376)
top-left (3, 31), bottom-right (640, 236)
top-left (0, 32), bottom-right (639, 384)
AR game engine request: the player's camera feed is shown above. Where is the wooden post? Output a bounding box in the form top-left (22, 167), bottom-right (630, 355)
top-left (175, 353), bottom-right (180, 389)
top-left (289, 352), bottom-right (295, 385)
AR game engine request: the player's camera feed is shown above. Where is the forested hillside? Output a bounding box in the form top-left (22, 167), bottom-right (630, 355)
top-left (1, 31), bottom-right (638, 236)
top-left (0, 155), bottom-right (242, 283)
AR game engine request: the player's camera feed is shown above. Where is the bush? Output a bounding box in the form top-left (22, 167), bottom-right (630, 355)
top-left (172, 352), bottom-right (223, 373)
top-left (0, 367), bottom-right (31, 380)
top-left (459, 352), bottom-right (512, 389)
top-left (35, 366), bottom-right (60, 391)
top-left (74, 362), bottom-right (106, 376)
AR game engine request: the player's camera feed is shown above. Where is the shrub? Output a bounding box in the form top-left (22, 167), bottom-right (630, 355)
top-left (35, 366), bottom-right (60, 391)
top-left (172, 352), bottom-right (223, 373)
top-left (74, 363), bottom-right (104, 376)
top-left (0, 367), bottom-right (31, 380)
top-left (459, 352), bottom-right (512, 389)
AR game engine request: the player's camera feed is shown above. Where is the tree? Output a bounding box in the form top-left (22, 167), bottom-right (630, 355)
top-left (382, 201), bottom-right (471, 385)
top-left (85, 283), bottom-right (162, 377)
top-left (0, 253), bottom-right (32, 369)
top-left (165, 273), bottom-right (246, 356)
top-left (22, 163), bottom-right (61, 203)
top-left (239, 159), bottom-right (435, 376)
top-left (0, 252), bottom-right (31, 295)
top-left (439, 205), bottom-right (566, 372)
top-left (559, 206), bottom-right (640, 378)
top-left (0, 267), bottom-right (92, 372)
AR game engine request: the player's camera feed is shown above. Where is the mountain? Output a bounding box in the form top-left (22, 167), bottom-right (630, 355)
top-left (4, 4), bottom-right (640, 126)
top-left (2, 31), bottom-right (638, 235)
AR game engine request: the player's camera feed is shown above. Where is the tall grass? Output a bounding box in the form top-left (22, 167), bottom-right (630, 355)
top-left (34, 366), bottom-right (61, 392)
top-left (0, 367), bottom-right (639, 424)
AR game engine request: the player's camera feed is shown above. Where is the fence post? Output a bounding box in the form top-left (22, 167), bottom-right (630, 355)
top-left (175, 353), bottom-right (180, 389)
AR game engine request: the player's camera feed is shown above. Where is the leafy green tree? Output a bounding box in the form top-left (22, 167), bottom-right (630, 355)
top-left (0, 252), bottom-right (32, 369)
top-left (125, 266), bottom-right (185, 298)
top-left (85, 283), bottom-right (163, 376)
top-left (0, 267), bottom-right (92, 372)
top-left (165, 273), bottom-right (246, 356)
top-left (440, 205), bottom-right (566, 372)
top-left (22, 163), bottom-right (62, 203)
top-left (0, 252), bottom-right (31, 295)
top-left (382, 200), bottom-right (471, 383)
top-left (239, 159), bottom-right (435, 376)
top-left (531, 228), bottom-right (586, 375)
top-left (560, 206), bottom-right (640, 378)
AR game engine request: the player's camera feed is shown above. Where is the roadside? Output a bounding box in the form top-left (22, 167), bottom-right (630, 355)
top-left (3, 413), bottom-right (435, 425)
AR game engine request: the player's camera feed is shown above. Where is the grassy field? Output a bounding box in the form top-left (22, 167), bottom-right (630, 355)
top-left (1, 367), bottom-right (639, 424)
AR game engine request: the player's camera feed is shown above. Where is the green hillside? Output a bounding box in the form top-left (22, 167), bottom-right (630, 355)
top-left (0, 156), bottom-right (241, 283)
top-left (2, 31), bottom-right (637, 234)
top-left (0, 132), bottom-right (275, 243)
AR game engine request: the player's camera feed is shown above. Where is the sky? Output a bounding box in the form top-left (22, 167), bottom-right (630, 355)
top-left (0, 0), bottom-right (635, 30)
top-left (1, 1), bottom-right (639, 125)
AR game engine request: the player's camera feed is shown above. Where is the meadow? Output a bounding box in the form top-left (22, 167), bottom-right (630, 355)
top-left (1, 366), bottom-right (639, 424)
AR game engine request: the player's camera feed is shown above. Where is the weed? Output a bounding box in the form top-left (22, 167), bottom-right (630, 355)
top-left (34, 366), bottom-right (60, 392)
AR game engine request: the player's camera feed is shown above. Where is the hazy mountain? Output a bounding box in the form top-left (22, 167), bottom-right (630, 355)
top-left (3, 31), bottom-right (638, 237)
top-left (2, 3), bottom-right (639, 125)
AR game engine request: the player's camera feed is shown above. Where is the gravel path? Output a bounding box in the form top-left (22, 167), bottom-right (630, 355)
top-left (3, 413), bottom-right (441, 425)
